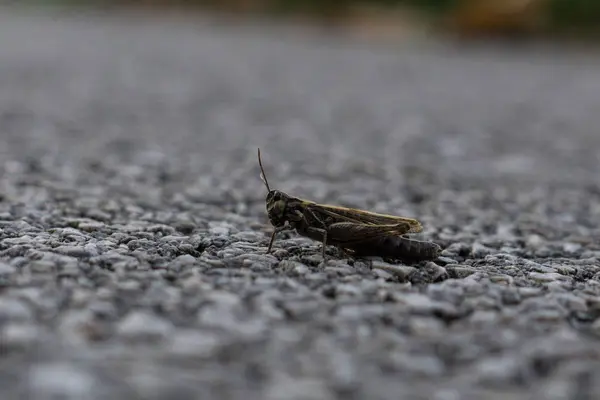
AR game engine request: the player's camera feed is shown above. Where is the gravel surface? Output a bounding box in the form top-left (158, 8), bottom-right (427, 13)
top-left (2, 9), bottom-right (600, 400)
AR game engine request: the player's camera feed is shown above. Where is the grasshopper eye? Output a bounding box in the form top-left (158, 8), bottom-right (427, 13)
top-left (270, 190), bottom-right (282, 201)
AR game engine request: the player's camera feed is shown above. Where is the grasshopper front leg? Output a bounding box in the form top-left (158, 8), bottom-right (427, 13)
top-left (266, 225), bottom-right (289, 254)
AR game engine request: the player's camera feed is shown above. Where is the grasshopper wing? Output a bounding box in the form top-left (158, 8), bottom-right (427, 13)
top-left (308, 203), bottom-right (423, 233)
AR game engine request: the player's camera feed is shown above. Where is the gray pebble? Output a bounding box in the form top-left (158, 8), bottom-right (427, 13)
top-left (2, 235), bottom-right (34, 246)
top-left (436, 256), bottom-right (457, 266)
top-left (425, 262), bottom-right (449, 282)
top-left (445, 265), bottom-right (477, 279)
top-left (441, 243), bottom-right (470, 258)
top-left (387, 353), bottom-right (446, 377)
top-left (78, 220), bottom-right (105, 232)
top-left (0, 298), bottom-right (34, 322)
top-left (474, 355), bottom-right (523, 385)
top-left (167, 330), bottom-right (222, 359)
top-left (562, 242), bottom-right (582, 253)
top-left (57, 262), bottom-right (81, 278)
top-left (526, 234), bottom-right (545, 248)
top-left (0, 262), bottom-right (16, 275)
top-left (528, 272), bottom-right (569, 283)
top-left (278, 260), bottom-right (309, 276)
top-left (169, 254), bottom-right (197, 269)
top-left (83, 243), bottom-right (100, 257)
top-left (1, 322), bottom-right (40, 351)
top-left (208, 221), bottom-right (237, 236)
top-left (372, 268), bottom-right (394, 280)
top-left (471, 242), bottom-right (494, 258)
top-left (372, 261), bottom-right (416, 281)
top-left (173, 220), bottom-right (196, 235)
top-left (335, 284), bottom-right (363, 297)
top-left (116, 311), bottom-right (173, 342)
top-left (232, 231), bottom-right (266, 242)
top-left (406, 317), bottom-right (446, 338)
top-left (54, 245), bottom-right (91, 258)
top-left (158, 235), bottom-right (187, 243)
top-left (266, 375), bottom-right (331, 400)
top-left (28, 363), bottom-right (96, 399)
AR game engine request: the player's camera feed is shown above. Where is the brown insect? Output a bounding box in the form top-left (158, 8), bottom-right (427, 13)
top-left (258, 148), bottom-right (441, 263)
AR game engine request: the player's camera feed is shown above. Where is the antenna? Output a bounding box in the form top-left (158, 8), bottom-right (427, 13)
top-left (257, 148), bottom-right (271, 192)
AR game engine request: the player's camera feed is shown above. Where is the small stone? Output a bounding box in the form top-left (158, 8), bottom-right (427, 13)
top-left (563, 242), bottom-right (582, 253)
top-left (86, 210), bottom-right (111, 222)
top-left (372, 261), bottom-right (416, 281)
top-left (28, 363), bottom-right (96, 398)
top-left (1, 323), bottom-right (40, 350)
top-left (88, 301), bottom-right (117, 320)
top-left (519, 287), bottom-right (542, 297)
top-left (425, 262), bottom-right (448, 282)
top-left (57, 262), bottom-right (80, 278)
top-left (526, 234), bottom-right (545, 248)
top-left (78, 221), bottom-right (105, 232)
top-left (324, 265), bottom-right (355, 277)
top-left (435, 256), bottom-right (457, 266)
top-left (475, 355), bottom-right (522, 385)
top-left (335, 284), bottom-right (362, 297)
top-left (529, 272), bottom-right (569, 283)
top-left (173, 221), bottom-right (196, 235)
top-left (524, 260), bottom-right (556, 274)
top-left (469, 310), bottom-right (499, 326)
top-left (441, 242), bottom-right (470, 257)
top-left (159, 235), bottom-right (188, 243)
top-left (2, 235), bottom-right (33, 246)
top-left (278, 260), bottom-right (309, 276)
top-left (117, 311), bottom-right (173, 342)
top-left (396, 293), bottom-right (435, 313)
top-left (489, 275), bottom-right (514, 285)
top-left (169, 254), bottom-right (197, 270)
top-left (532, 308), bottom-right (564, 322)
top-left (83, 243), bottom-right (99, 257)
top-left (554, 265), bottom-right (576, 275)
top-left (372, 268), bottom-right (394, 280)
top-left (407, 317), bottom-right (445, 338)
top-left (266, 374), bottom-right (331, 400)
top-left (471, 243), bottom-right (493, 258)
top-left (167, 330), bottom-right (221, 358)
top-left (388, 353), bottom-right (445, 377)
top-left (231, 231), bottom-right (264, 242)
top-left (0, 262), bottom-right (16, 275)
top-left (69, 289), bottom-right (93, 308)
top-left (54, 246), bottom-right (90, 258)
top-left (117, 280), bottom-right (142, 293)
top-left (209, 221), bottom-right (236, 236)
top-left (446, 265), bottom-right (477, 279)
top-left (0, 298), bottom-right (34, 321)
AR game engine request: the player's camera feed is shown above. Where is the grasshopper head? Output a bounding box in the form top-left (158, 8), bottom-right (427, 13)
top-left (258, 148), bottom-right (297, 228)
top-left (266, 190), bottom-right (291, 228)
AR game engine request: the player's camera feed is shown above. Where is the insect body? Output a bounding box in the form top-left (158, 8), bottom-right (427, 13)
top-left (257, 148), bottom-right (441, 263)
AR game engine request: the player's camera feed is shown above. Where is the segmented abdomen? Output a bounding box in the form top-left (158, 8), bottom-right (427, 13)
top-left (348, 235), bottom-right (441, 263)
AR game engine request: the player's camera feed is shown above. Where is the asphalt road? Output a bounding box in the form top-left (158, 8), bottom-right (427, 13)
top-left (2, 9), bottom-right (600, 400)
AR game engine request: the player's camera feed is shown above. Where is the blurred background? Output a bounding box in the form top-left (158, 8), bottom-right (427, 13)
top-left (14, 0), bottom-right (600, 43)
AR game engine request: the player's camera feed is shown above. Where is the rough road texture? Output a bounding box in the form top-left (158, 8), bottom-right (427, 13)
top-left (2, 9), bottom-right (600, 400)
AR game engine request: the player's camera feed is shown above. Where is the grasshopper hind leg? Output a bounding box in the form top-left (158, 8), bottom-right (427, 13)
top-left (305, 226), bottom-right (329, 260)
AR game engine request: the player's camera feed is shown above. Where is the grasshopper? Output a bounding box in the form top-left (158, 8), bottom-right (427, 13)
top-left (257, 148), bottom-right (441, 264)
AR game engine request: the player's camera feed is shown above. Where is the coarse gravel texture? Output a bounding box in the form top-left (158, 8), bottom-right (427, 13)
top-left (2, 8), bottom-right (600, 400)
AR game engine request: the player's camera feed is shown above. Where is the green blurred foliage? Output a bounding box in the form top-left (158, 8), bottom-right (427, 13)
top-left (548, 0), bottom-right (600, 33)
